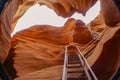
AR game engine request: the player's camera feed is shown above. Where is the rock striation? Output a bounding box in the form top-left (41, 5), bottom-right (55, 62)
top-left (5, 18), bottom-right (93, 77)
top-left (0, 0), bottom-right (119, 80)
top-left (0, 0), bottom-right (97, 62)
top-left (1, 0), bottom-right (120, 62)
top-left (4, 15), bottom-right (120, 80)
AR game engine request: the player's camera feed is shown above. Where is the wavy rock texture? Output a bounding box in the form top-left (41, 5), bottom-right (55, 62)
top-left (0, 0), bottom-right (97, 62)
top-left (12, 0), bottom-right (97, 26)
top-left (4, 19), bottom-right (93, 78)
top-left (91, 26), bottom-right (120, 79)
top-left (5, 16), bottom-right (120, 80)
top-left (88, 13), bottom-right (106, 33)
top-left (15, 65), bottom-right (63, 80)
top-left (100, 0), bottom-right (120, 26)
top-left (0, 0), bottom-right (21, 62)
top-left (5, 17), bottom-right (120, 80)
top-left (0, 0), bottom-right (119, 62)
top-left (0, 0), bottom-right (120, 80)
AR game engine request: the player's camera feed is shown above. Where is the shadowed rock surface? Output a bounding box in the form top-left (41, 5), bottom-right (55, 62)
top-left (5, 19), bottom-right (93, 77)
top-left (0, 0), bottom-right (119, 80)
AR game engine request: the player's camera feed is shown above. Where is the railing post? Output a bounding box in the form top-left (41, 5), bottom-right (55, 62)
top-left (62, 46), bottom-right (68, 80)
top-left (76, 46), bottom-right (98, 80)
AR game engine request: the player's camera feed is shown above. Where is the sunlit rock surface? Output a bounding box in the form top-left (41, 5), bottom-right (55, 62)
top-left (0, 0), bottom-right (120, 80)
top-left (0, 0), bottom-right (97, 62)
top-left (4, 16), bottom-right (120, 80)
top-left (5, 19), bottom-right (93, 77)
top-left (15, 65), bottom-right (63, 80)
top-left (88, 13), bottom-right (106, 33)
top-left (0, 0), bottom-right (119, 62)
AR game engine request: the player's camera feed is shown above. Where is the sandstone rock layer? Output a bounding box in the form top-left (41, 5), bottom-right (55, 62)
top-left (5, 19), bottom-right (93, 77)
top-left (0, 0), bottom-right (119, 80)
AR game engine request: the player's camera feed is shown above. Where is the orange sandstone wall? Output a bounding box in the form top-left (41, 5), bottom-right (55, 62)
top-left (0, 0), bottom-right (120, 80)
top-left (4, 19), bottom-right (93, 78)
top-left (0, 0), bottom-right (97, 62)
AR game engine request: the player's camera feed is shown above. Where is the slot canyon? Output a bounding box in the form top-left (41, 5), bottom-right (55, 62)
top-left (0, 0), bottom-right (120, 80)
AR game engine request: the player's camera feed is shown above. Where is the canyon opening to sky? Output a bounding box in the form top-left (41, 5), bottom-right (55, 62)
top-left (11, 1), bottom-right (100, 36)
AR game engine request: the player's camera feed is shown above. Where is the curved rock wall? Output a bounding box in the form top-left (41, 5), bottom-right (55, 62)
top-left (0, 0), bottom-right (97, 62)
top-left (91, 26), bottom-right (120, 79)
top-left (0, 0), bottom-right (21, 62)
top-left (5, 19), bottom-right (92, 77)
top-left (5, 17), bottom-right (120, 80)
top-left (0, 0), bottom-right (119, 80)
top-left (1, 0), bottom-right (119, 62)
top-left (100, 0), bottom-right (120, 26)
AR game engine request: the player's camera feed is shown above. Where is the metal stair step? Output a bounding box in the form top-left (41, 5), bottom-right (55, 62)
top-left (68, 55), bottom-right (80, 61)
top-left (68, 70), bottom-right (83, 73)
top-left (68, 61), bottom-right (81, 64)
top-left (68, 76), bottom-right (88, 80)
top-left (67, 65), bottom-right (82, 68)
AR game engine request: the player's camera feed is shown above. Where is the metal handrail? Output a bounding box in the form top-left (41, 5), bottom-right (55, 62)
top-left (77, 54), bottom-right (92, 80)
top-left (62, 46), bottom-right (68, 80)
top-left (76, 46), bottom-right (98, 80)
top-left (62, 45), bottom-right (98, 80)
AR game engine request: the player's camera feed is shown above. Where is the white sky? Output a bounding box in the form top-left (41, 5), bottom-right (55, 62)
top-left (11, 1), bottom-right (100, 36)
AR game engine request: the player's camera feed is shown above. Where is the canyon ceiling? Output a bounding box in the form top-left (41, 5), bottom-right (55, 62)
top-left (0, 0), bottom-right (120, 80)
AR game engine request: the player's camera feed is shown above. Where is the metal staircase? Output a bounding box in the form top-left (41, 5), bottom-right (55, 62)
top-left (62, 45), bottom-right (97, 80)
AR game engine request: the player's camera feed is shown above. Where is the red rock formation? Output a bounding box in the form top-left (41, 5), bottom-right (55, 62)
top-left (88, 13), bottom-right (106, 33)
top-left (5, 18), bottom-right (119, 80)
top-left (15, 65), bottom-right (63, 80)
top-left (0, 0), bottom-right (119, 62)
top-left (0, 0), bottom-right (97, 62)
top-left (100, 0), bottom-right (120, 26)
top-left (5, 19), bottom-right (92, 77)
top-left (0, 0), bottom-right (120, 80)
top-left (91, 26), bottom-right (120, 80)
top-left (0, 0), bottom-right (21, 62)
